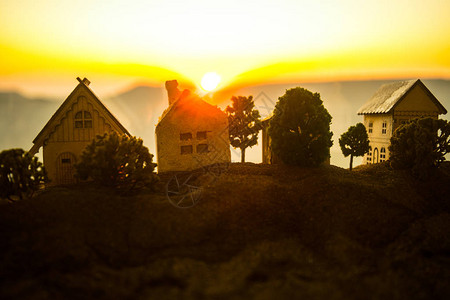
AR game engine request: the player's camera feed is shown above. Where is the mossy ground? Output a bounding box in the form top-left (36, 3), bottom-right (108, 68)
top-left (1, 163), bottom-right (449, 299)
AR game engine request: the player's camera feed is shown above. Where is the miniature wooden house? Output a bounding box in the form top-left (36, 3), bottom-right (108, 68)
top-left (155, 80), bottom-right (230, 172)
top-left (357, 79), bottom-right (447, 164)
top-left (29, 77), bottom-right (130, 185)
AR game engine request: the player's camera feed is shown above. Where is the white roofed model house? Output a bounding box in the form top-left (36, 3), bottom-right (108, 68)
top-left (357, 79), bottom-right (447, 164)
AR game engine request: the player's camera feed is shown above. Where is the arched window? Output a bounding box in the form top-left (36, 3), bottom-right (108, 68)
top-left (373, 148), bottom-right (379, 163)
top-left (75, 111), bottom-right (92, 128)
top-left (380, 147), bottom-right (386, 162)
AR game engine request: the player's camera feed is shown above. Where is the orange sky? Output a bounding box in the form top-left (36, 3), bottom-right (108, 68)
top-left (1, 0), bottom-right (450, 98)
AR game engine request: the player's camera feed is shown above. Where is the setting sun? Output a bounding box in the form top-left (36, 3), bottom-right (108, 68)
top-left (201, 72), bottom-right (221, 91)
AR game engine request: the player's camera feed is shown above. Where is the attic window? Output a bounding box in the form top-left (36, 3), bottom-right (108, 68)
top-left (197, 131), bottom-right (207, 140)
top-left (382, 121), bottom-right (387, 134)
top-left (368, 122), bottom-right (373, 134)
top-left (75, 111), bottom-right (92, 128)
top-left (180, 132), bottom-right (192, 141)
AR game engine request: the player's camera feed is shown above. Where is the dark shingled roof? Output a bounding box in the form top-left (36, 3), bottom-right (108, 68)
top-left (357, 79), bottom-right (447, 115)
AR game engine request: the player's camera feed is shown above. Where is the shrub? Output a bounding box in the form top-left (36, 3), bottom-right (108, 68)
top-left (0, 148), bottom-right (47, 201)
top-left (389, 118), bottom-right (450, 178)
top-left (268, 87), bottom-right (333, 167)
top-left (75, 132), bottom-right (158, 191)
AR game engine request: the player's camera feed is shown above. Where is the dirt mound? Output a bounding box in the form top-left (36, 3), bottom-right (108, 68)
top-left (1, 163), bottom-right (449, 299)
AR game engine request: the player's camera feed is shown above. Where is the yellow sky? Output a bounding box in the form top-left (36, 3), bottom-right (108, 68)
top-left (1, 0), bottom-right (450, 97)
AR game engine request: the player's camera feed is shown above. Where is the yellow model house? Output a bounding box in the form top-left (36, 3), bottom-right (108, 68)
top-left (358, 79), bottom-right (447, 164)
top-left (155, 80), bottom-right (230, 172)
top-left (29, 77), bottom-right (130, 185)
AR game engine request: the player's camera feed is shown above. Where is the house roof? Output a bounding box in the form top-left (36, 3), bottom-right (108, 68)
top-left (156, 89), bottom-right (225, 128)
top-left (357, 79), bottom-right (447, 115)
top-left (30, 77), bottom-right (130, 154)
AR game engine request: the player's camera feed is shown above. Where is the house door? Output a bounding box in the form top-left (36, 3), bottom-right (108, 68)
top-left (373, 148), bottom-right (379, 164)
top-left (56, 152), bottom-right (77, 185)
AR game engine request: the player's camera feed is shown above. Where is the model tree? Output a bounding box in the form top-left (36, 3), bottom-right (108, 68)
top-left (75, 132), bottom-right (158, 191)
top-left (339, 123), bottom-right (370, 170)
top-left (389, 117), bottom-right (450, 178)
top-left (0, 148), bottom-right (47, 201)
top-left (226, 95), bottom-right (261, 162)
top-left (268, 87), bottom-right (333, 167)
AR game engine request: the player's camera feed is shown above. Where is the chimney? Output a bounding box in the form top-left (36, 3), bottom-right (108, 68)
top-left (165, 80), bottom-right (181, 105)
top-left (77, 77), bottom-right (91, 86)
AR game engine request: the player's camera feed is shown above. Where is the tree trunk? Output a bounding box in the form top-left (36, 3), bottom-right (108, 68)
top-left (241, 148), bottom-right (246, 163)
top-left (349, 154), bottom-right (353, 171)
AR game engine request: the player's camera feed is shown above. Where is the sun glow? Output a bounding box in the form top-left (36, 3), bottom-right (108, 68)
top-left (0, 0), bottom-right (449, 96)
top-left (201, 72), bottom-right (221, 91)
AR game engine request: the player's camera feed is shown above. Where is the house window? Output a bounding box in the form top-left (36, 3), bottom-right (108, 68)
top-left (367, 146), bottom-right (372, 163)
top-left (368, 122), bottom-right (373, 134)
top-left (197, 131), bottom-right (207, 140)
top-left (197, 143), bottom-right (209, 153)
top-left (380, 147), bottom-right (386, 162)
top-left (382, 121), bottom-right (387, 134)
top-left (61, 158), bottom-right (71, 164)
top-left (180, 145), bottom-right (193, 154)
top-left (75, 111), bottom-right (92, 128)
top-left (180, 132), bottom-right (192, 141)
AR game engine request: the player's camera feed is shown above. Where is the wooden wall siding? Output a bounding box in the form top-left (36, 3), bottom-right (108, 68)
top-left (46, 94), bottom-right (114, 144)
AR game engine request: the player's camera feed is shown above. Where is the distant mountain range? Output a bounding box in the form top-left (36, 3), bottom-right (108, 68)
top-left (0, 92), bottom-right (60, 154)
top-left (104, 85), bottom-right (167, 154)
top-left (1, 79), bottom-right (449, 168)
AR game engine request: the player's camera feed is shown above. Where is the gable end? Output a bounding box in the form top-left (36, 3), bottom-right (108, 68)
top-left (391, 80), bottom-right (447, 114)
top-left (30, 78), bottom-right (130, 154)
